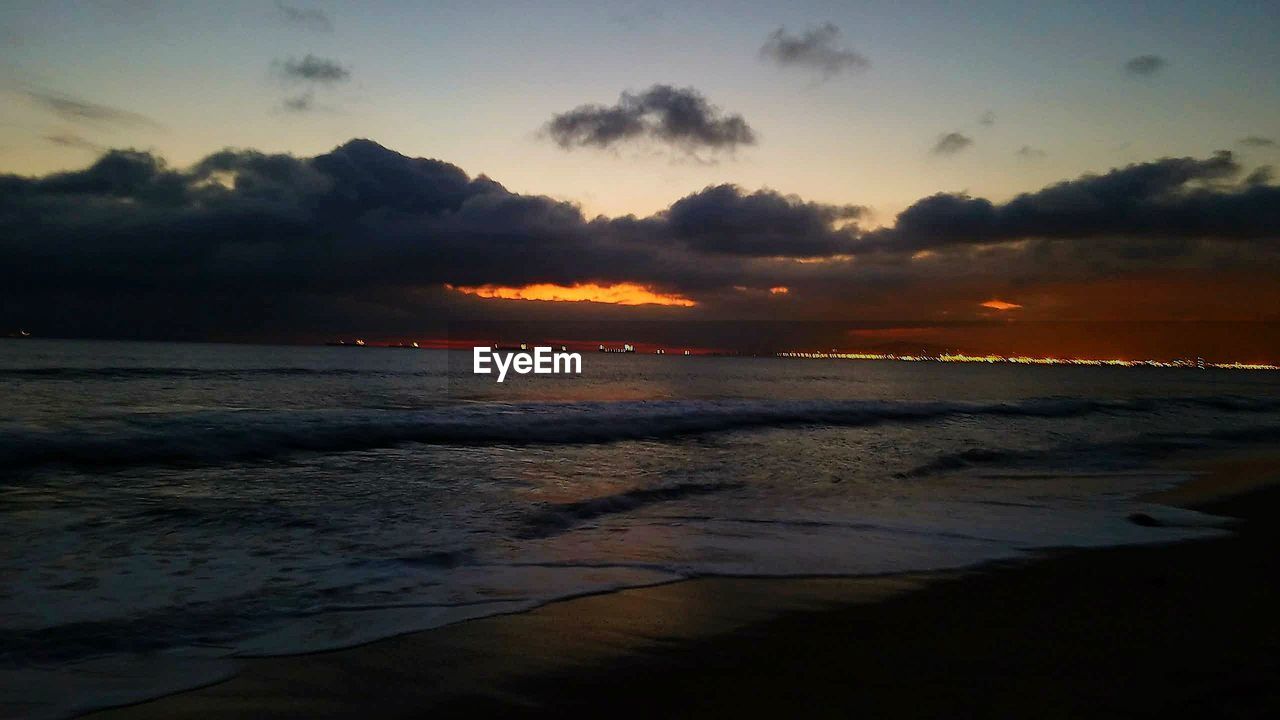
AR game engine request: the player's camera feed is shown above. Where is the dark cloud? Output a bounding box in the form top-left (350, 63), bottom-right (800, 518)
top-left (659, 184), bottom-right (864, 257)
top-left (545, 85), bottom-right (755, 153)
top-left (1240, 136), bottom-right (1276, 148)
top-left (2, 141), bottom-right (1277, 341)
top-left (281, 93), bottom-right (315, 113)
top-left (24, 89), bottom-right (163, 129)
top-left (276, 1), bottom-right (332, 32)
top-left (760, 23), bottom-right (869, 79)
top-left (547, 104), bottom-right (645, 149)
top-left (0, 140), bottom-right (799, 337)
top-left (931, 132), bottom-right (973, 156)
top-left (44, 133), bottom-right (105, 153)
top-left (860, 151), bottom-right (1278, 255)
top-left (1245, 166), bottom-right (1273, 185)
top-left (979, 111), bottom-right (995, 127)
top-left (1016, 145), bottom-right (1047, 159)
top-left (1125, 54), bottom-right (1167, 77)
top-left (278, 55), bottom-right (350, 83)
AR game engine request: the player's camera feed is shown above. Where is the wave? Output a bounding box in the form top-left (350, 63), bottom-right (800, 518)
top-left (902, 447), bottom-right (1030, 477)
top-left (903, 423), bottom-right (1280, 478)
top-left (519, 482), bottom-right (742, 538)
top-left (2, 395), bottom-right (1278, 474)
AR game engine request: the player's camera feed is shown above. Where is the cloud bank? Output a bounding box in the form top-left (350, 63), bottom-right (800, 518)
top-left (859, 151), bottom-right (1277, 254)
top-left (1, 140), bottom-right (1277, 342)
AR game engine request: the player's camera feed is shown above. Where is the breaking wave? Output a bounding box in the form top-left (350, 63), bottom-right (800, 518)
top-left (2, 395), bottom-right (1278, 474)
top-left (519, 482), bottom-right (742, 538)
top-left (903, 423), bottom-right (1280, 477)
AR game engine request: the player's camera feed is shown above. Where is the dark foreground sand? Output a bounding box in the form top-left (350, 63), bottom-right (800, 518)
top-left (90, 453), bottom-right (1280, 719)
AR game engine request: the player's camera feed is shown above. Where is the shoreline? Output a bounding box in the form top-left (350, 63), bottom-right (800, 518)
top-left (84, 448), bottom-right (1280, 718)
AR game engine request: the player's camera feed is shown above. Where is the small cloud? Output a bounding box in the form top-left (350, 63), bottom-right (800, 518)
top-left (1124, 54), bottom-right (1166, 77)
top-left (1016, 144), bottom-right (1047, 159)
top-left (1245, 166), bottom-right (1273, 185)
top-left (980, 299), bottom-right (1022, 311)
top-left (275, 1), bottom-right (332, 32)
top-left (931, 132), bottom-right (973, 156)
top-left (760, 22), bottom-right (870, 79)
top-left (1239, 136), bottom-right (1276, 148)
top-left (277, 54), bottom-right (350, 83)
top-left (545, 85), bottom-right (755, 154)
top-left (24, 88), bottom-right (163, 129)
top-left (979, 110), bottom-right (995, 127)
top-left (44, 132), bottom-right (104, 153)
top-left (281, 92), bottom-right (315, 113)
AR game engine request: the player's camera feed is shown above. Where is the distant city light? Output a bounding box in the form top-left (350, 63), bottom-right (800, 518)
top-left (775, 351), bottom-right (1278, 371)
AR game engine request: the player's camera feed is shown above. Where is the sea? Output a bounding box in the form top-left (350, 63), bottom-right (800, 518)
top-left (3, 338), bottom-right (1280, 718)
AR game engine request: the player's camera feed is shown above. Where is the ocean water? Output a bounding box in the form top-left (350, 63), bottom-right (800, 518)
top-left (3, 339), bottom-right (1280, 717)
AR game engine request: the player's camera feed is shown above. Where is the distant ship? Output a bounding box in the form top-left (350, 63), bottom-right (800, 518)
top-left (325, 339), bottom-right (367, 347)
top-left (598, 343), bottom-right (635, 353)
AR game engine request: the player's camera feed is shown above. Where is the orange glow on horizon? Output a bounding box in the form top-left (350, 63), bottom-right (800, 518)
top-left (445, 282), bottom-right (695, 307)
top-left (769, 286), bottom-right (790, 295)
top-left (980, 299), bottom-right (1022, 311)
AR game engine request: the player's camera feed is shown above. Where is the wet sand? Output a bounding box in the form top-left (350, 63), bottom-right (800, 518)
top-left (89, 452), bottom-right (1280, 719)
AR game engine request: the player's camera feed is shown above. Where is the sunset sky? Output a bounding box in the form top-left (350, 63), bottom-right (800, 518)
top-left (1, 1), bottom-right (1278, 358)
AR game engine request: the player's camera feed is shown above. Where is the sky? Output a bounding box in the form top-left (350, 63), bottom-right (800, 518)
top-left (1, 1), bottom-right (1278, 358)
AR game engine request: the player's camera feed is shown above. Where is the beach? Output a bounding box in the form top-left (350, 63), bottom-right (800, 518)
top-left (85, 450), bottom-right (1280, 719)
